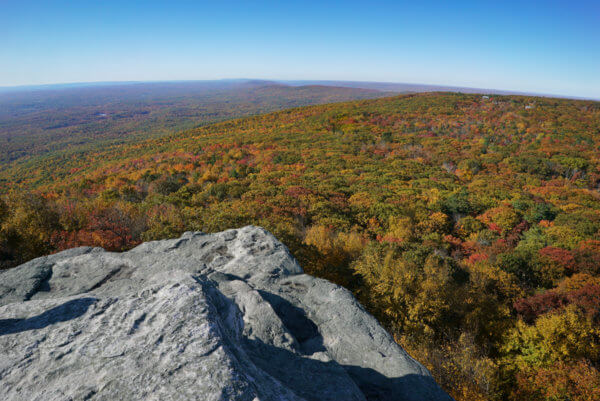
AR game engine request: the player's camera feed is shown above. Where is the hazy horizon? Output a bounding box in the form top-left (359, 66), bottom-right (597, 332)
top-left (1, 78), bottom-right (598, 102)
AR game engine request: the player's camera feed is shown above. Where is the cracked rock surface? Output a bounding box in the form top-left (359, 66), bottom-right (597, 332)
top-left (0, 226), bottom-right (452, 401)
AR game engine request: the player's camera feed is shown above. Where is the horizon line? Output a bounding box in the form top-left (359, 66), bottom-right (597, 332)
top-left (0, 78), bottom-right (597, 102)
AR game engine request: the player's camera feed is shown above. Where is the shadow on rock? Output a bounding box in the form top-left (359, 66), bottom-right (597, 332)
top-left (0, 297), bottom-right (97, 336)
top-left (246, 290), bottom-right (448, 401)
top-left (344, 364), bottom-right (449, 401)
top-left (257, 289), bottom-right (326, 354)
top-left (244, 335), bottom-right (445, 401)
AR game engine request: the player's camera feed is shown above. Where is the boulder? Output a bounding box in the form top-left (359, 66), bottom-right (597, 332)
top-left (0, 226), bottom-right (452, 401)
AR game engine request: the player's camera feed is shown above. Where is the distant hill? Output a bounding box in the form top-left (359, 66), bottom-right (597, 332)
top-left (0, 80), bottom-right (389, 165)
top-left (280, 79), bottom-right (587, 98)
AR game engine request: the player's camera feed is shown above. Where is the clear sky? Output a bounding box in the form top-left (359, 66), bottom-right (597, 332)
top-left (2, 0), bottom-right (599, 98)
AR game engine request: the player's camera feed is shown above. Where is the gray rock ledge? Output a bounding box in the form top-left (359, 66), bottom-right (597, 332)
top-left (0, 225), bottom-right (452, 401)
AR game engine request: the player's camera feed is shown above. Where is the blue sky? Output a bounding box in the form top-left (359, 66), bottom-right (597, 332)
top-left (2, 0), bottom-right (599, 98)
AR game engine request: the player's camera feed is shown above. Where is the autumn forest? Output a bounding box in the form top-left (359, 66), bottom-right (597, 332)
top-left (1, 90), bottom-right (600, 400)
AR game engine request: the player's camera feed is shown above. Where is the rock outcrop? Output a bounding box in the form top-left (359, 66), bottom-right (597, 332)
top-left (0, 226), bottom-right (452, 401)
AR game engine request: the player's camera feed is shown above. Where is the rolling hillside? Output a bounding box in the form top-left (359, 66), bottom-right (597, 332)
top-left (0, 80), bottom-right (388, 166)
top-left (1, 92), bottom-right (600, 400)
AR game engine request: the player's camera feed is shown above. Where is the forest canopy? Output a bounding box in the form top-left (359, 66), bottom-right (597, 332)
top-left (1, 92), bottom-right (600, 400)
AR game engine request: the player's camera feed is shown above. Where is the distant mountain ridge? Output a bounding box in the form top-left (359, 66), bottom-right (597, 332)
top-left (2, 78), bottom-right (594, 100)
top-left (281, 80), bottom-right (598, 99)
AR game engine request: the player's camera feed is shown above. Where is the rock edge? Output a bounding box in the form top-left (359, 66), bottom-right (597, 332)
top-left (0, 226), bottom-right (452, 401)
